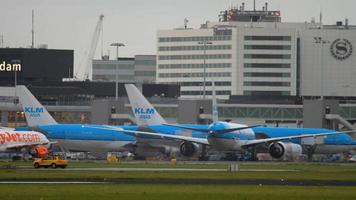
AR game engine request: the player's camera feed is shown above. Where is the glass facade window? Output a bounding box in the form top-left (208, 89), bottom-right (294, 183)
top-left (135, 71), bottom-right (156, 76)
top-left (158, 54), bottom-right (231, 60)
top-left (93, 64), bottom-right (134, 70)
top-left (181, 91), bottom-right (205, 95)
top-left (158, 35), bottom-right (232, 43)
top-left (244, 36), bottom-right (291, 41)
top-left (243, 81), bottom-right (291, 87)
top-left (135, 60), bottom-right (156, 65)
top-left (180, 81), bottom-right (231, 86)
top-left (215, 81), bottom-right (232, 86)
top-left (93, 75), bottom-right (135, 81)
top-left (52, 112), bottom-right (91, 123)
top-left (158, 72), bottom-right (231, 78)
top-left (244, 54), bottom-right (291, 59)
top-left (244, 72), bottom-right (291, 78)
top-left (244, 45), bottom-right (291, 50)
top-left (243, 91), bottom-right (291, 96)
top-left (158, 45), bottom-right (232, 51)
top-left (219, 107), bottom-right (303, 119)
top-left (158, 63), bottom-right (231, 69)
top-left (181, 90), bottom-right (231, 95)
top-left (244, 63), bottom-right (290, 68)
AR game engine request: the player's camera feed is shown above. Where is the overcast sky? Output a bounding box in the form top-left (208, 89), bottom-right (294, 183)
top-left (1, 0), bottom-right (356, 78)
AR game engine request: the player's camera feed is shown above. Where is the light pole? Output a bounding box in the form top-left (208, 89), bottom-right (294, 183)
top-left (198, 41), bottom-right (212, 99)
top-left (11, 59), bottom-right (20, 128)
top-left (110, 42), bottom-right (125, 100)
top-left (313, 36), bottom-right (329, 100)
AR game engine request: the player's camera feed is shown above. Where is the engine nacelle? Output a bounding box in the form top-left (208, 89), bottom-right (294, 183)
top-left (268, 142), bottom-right (302, 160)
top-left (30, 146), bottom-right (49, 159)
top-left (179, 142), bottom-right (197, 157)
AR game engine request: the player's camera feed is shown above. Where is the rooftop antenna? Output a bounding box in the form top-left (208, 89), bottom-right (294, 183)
top-left (319, 11), bottom-right (323, 29)
top-left (184, 18), bottom-right (188, 29)
top-left (31, 9), bottom-right (34, 48)
top-left (345, 18), bottom-right (349, 29)
top-left (253, 0), bottom-right (256, 11)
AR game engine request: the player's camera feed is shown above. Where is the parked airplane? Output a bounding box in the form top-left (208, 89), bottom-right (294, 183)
top-left (122, 84), bottom-right (356, 160)
top-left (16, 84), bottom-right (356, 160)
top-left (16, 85), bottom-right (193, 156)
top-left (0, 128), bottom-right (51, 158)
top-left (16, 85), bottom-right (137, 153)
top-left (252, 126), bottom-right (356, 158)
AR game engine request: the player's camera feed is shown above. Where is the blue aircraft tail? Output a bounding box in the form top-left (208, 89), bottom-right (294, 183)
top-left (16, 85), bottom-right (57, 127)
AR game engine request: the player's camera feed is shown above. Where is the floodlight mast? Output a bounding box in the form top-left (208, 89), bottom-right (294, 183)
top-left (110, 42), bottom-right (125, 100)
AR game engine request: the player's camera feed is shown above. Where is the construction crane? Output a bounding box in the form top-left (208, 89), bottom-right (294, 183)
top-left (82, 14), bottom-right (104, 81)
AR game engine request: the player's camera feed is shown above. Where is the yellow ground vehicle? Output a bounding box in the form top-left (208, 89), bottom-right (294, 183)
top-left (33, 155), bottom-right (68, 169)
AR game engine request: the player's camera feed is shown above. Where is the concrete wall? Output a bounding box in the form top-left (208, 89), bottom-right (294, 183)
top-left (303, 99), bottom-right (339, 128)
top-left (178, 99), bottom-right (212, 124)
top-left (91, 98), bottom-right (126, 124)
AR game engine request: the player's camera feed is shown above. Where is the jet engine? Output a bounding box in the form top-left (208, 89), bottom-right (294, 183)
top-left (30, 146), bottom-right (49, 159)
top-left (268, 142), bottom-right (302, 160)
top-left (179, 142), bottom-right (198, 157)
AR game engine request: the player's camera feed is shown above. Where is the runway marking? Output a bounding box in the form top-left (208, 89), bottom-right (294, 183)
top-left (0, 181), bottom-right (105, 184)
top-left (241, 169), bottom-right (299, 172)
top-left (19, 167), bottom-right (300, 172)
top-left (1, 179), bottom-right (356, 186)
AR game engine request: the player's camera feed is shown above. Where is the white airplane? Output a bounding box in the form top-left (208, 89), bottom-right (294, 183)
top-left (0, 129), bottom-right (52, 158)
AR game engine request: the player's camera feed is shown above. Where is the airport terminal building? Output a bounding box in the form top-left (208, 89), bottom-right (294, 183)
top-left (1, 3), bottom-right (356, 128)
top-left (157, 4), bottom-right (356, 100)
top-left (92, 55), bottom-right (156, 83)
top-left (0, 48), bottom-right (177, 127)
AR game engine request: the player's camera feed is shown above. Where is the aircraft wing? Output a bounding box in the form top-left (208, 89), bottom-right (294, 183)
top-left (215, 125), bottom-right (261, 134)
top-left (162, 124), bottom-right (209, 133)
top-left (89, 125), bottom-right (210, 145)
top-left (241, 130), bottom-right (356, 147)
top-left (122, 129), bottom-right (209, 145)
top-left (162, 124), bottom-right (260, 134)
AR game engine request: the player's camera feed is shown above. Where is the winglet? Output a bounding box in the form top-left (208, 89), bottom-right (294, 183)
top-left (125, 84), bottom-right (167, 126)
top-left (16, 85), bottom-right (57, 126)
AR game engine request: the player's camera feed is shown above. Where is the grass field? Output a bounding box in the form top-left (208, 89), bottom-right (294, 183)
top-left (0, 161), bottom-right (356, 200)
top-left (0, 184), bottom-right (356, 200)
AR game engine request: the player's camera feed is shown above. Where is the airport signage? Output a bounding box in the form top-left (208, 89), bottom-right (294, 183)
top-left (134, 107), bottom-right (155, 120)
top-left (0, 132), bottom-right (40, 144)
top-left (330, 38), bottom-right (353, 60)
top-left (0, 61), bottom-right (22, 72)
top-left (24, 107), bottom-right (44, 117)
